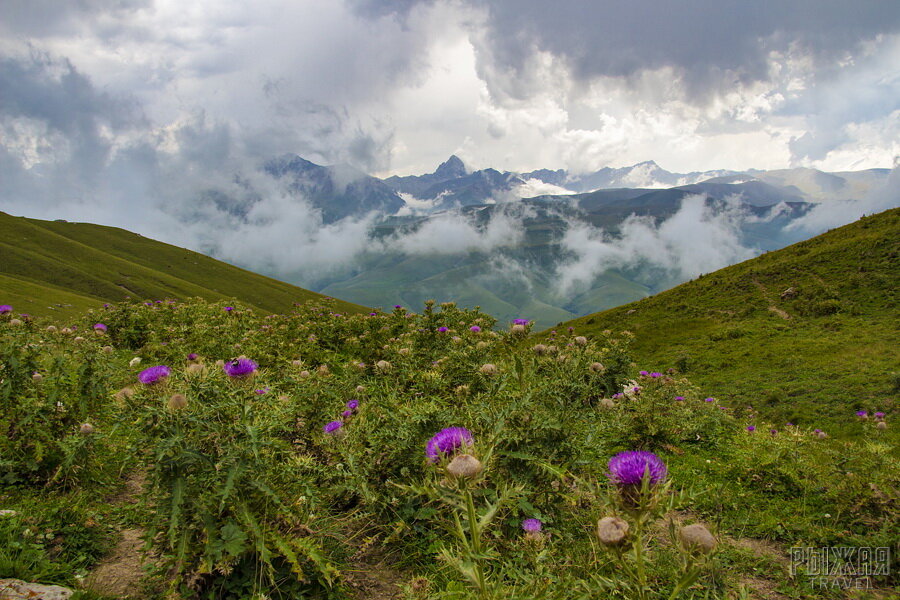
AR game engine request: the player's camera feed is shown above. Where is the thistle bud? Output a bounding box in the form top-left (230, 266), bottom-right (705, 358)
top-left (678, 523), bottom-right (717, 555)
top-left (476, 341), bottom-right (489, 349)
top-left (79, 423), bottom-right (95, 435)
top-left (299, 370), bottom-right (311, 378)
top-left (455, 384), bottom-right (470, 396)
top-left (600, 398), bottom-right (616, 409)
top-left (446, 454), bottom-right (483, 479)
top-left (292, 359), bottom-right (303, 367)
top-left (510, 324), bottom-right (526, 335)
top-left (574, 336), bottom-right (588, 346)
top-left (398, 348), bottom-right (411, 355)
top-left (356, 385), bottom-right (366, 393)
top-left (532, 344), bottom-right (548, 356)
top-left (479, 363), bottom-right (498, 376)
top-left (876, 421), bottom-right (887, 430)
top-left (129, 357), bottom-right (142, 367)
top-left (9, 318), bottom-right (23, 327)
top-left (597, 516), bottom-right (630, 547)
top-left (73, 336), bottom-right (85, 343)
top-left (46, 325), bottom-right (58, 333)
top-left (589, 362), bottom-right (605, 373)
top-left (102, 345), bottom-right (114, 353)
top-left (317, 364), bottom-right (330, 376)
top-left (32, 373), bottom-right (43, 383)
top-left (167, 393), bottom-right (188, 410)
top-left (375, 360), bottom-right (392, 372)
top-left (186, 363), bottom-right (204, 375)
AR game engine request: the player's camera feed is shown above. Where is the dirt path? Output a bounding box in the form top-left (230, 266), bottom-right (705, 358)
top-left (82, 471), bottom-right (155, 598)
top-left (752, 278), bottom-right (792, 320)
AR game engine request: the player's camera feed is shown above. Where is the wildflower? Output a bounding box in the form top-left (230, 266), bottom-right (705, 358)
top-left (73, 336), bottom-right (85, 342)
top-left (469, 325), bottom-right (481, 332)
top-left (323, 421), bottom-right (343, 434)
top-left (139, 365), bottom-right (171, 385)
top-left (255, 387), bottom-right (270, 395)
top-left (129, 357), bottom-right (141, 367)
top-left (168, 394), bottom-right (188, 410)
top-left (79, 423), bottom-right (95, 435)
top-left (510, 324), bottom-right (526, 335)
top-left (479, 363), bottom-right (498, 376)
top-left (679, 524), bottom-right (717, 555)
top-left (299, 370), bottom-right (311, 378)
top-left (93, 323), bottom-right (108, 333)
top-left (533, 344), bottom-right (548, 355)
top-left (589, 362), bottom-right (605, 373)
top-left (746, 425), bottom-right (756, 432)
top-left (223, 358), bottom-right (258, 378)
top-left (521, 519), bottom-right (542, 533)
top-left (674, 396), bottom-right (684, 402)
top-left (639, 370), bottom-right (649, 377)
top-left (375, 360), bottom-right (392, 372)
top-left (341, 410), bottom-right (352, 418)
top-left (513, 319), bottom-right (529, 325)
top-left (704, 397), bottom-right (715, 402)
top-left (346, 399), bottom-right (359, 411)
top-left (597, 516), bottom-right (630, 547)
top-left (46, 325), bottom-right (58, 333)
top-left (187, 353), bottom-right (198, 361)
top-left (0, 305), bottom-right (12, 314)
top-left (876, 421), bottom-right (887, 430)
top-left (650, 372), bottom-right (662, 378)
top-left (437, 326), bottom-right (449, 333)
top-left (770, 429), bottom-right (777, 435)
top-left (574, 336), bottom-right (587, 346)
top-left (32, 373), bottom-right (43, 383)
top-left (874, 412), bottom-right (885, 420)
top-left (446, 454), bottom-right (483, 479)
top-left (856, 410), bottom-right (868, 420)
top-left (426, 427), bottom-right (474, 463)
top-left (607, 451), bottom-right (667, 488)
top-left (224, 306), bottom-right (234, 312)
top-left (815, 429), bottom-right (828, 439)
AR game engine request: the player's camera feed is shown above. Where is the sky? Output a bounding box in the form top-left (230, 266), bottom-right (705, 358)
top-left (0, 0), bottom-right (898, 292)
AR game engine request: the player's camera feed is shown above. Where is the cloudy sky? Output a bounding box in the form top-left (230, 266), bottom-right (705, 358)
top-left (2, 0), bottom-right (898, 182)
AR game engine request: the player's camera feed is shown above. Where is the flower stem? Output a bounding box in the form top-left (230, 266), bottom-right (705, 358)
top-left (463, 485), bottom-right (488, 598)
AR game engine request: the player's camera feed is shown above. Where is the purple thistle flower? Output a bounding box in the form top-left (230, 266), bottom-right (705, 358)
top-left (369, 312), bottom-right (377, 316)
top-left (607, 451), bottom-right (667, 487)
top-left (874, 412), bottom-right (885, 419)
top-left (856, 410), bottom-right (867, 417)
top-left (770, 429), bottom-right (778, 435)
top-left (650, 372), bottom-right (662, 378)
top-left (469, 325), bottom-right (481, 332)
top-left (814, 428), bottom-right (822, 434)
top-left (346, 399), bottom-right (359, 410)
top-left (786, 422), bottom-right (794, 426)
top-left (341, 410), bottom-right (352, 418)
top-left (426, 427), bottom-right (474, 463)
top-left (704, 397), bottom-right (715, 402)
top-left (612, 393), bottom-right (623, 399)
top-left (674, 396), bottom-right (684, 401)
top-left (103, 303), bottom-right (110, 308)
top-left (223, 358), bottom-right (258, 378)
top-left (93, 323), bottom-right (107, 331)
top-left (437, 326), bottom-right (449, 333)
top-left (187, 353), bottom-right (198, 360)
top-left (323, 421), bottom-right (343, 434)
top-left (513, 319), bottom-right (529, 325)
top-left (138, 365), bottom-right (171, 385)
top-left (224, 306), bottom-right (234, 312)
top-left (394, 305), bottom-right (403, 309)
top-left (746, 425), bottom-right (756, 432)
top-left (254, 387), bottom-right (270, 395)
top-left (521, 518), bottom-right (542, 533)
top-left (639, 370), bottom-right (649, 376)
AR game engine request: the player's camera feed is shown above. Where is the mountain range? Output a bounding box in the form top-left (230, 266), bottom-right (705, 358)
top-left (236, 154), bottom-right (891, 325)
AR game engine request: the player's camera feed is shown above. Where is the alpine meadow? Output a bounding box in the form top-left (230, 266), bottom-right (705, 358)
top-left (1, 1), bottom-right (899, 599)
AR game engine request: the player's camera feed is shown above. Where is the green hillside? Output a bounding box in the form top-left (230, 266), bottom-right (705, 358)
top-left (0, 212), bottom-right (366, 318)
top-left (555, 208), bottom-right (900, 431)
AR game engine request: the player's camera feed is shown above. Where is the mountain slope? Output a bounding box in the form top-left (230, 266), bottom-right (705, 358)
top-left (0, 212), bottom-right (367, 318)
top-left (553, 207), bottom-right (900, 430)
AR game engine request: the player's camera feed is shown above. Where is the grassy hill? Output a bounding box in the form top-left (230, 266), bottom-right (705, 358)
top-left (554, 208), bottom-right (900, 431)
top-left (0, 211), bottom-right (367, 318)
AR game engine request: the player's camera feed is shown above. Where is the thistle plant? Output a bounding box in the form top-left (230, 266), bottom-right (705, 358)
top-left (593, 451), bottom-right (718, 600)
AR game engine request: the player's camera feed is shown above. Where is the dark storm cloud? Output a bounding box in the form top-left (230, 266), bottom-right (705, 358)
top-left (357, 0), bottom-right (900, 99)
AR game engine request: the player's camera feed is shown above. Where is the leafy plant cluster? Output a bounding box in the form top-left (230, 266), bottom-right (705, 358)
top-left (0, 299), bottom-right (897, 599)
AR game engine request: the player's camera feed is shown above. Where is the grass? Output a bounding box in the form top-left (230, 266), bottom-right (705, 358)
top-left (552, 208), bottom-right (900, 435)
top-left (0, 211), bottom-right (368, 318)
